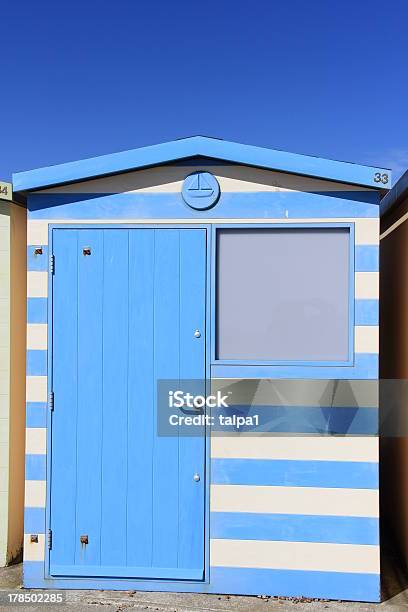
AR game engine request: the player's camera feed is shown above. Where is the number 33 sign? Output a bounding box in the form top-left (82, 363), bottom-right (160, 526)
top-left (374, 172), bottom-right (389, 185)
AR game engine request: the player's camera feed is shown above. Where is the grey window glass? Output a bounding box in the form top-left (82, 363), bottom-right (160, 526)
top-left (216, 228), bottom-right (351, 362)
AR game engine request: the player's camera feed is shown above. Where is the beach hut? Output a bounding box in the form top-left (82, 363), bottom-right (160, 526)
top-left (12, 137), bottom-right (387, 601)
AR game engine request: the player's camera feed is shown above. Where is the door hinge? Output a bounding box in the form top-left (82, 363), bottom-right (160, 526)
top-left (49, 254), bottom-right (55, 275)
top-left (49, 391), bottom-right (54, 412)
top-left (47, 529), bottom-right (52, 550)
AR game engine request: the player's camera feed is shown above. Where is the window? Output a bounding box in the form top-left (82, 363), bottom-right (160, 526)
top-left (216, 227), bottom-right (351, 363)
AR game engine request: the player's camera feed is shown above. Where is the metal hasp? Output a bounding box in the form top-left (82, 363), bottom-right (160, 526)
top-left (194, 329), bottom-right (201, 338)
top-left (80, 535), bottom-right (88, 545)
top-left (193, 473), bottom-right (200, 482)
top-left (83, 247), bottom-right (91, 256)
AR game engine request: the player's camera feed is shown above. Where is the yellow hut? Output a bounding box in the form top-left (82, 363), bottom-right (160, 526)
top-left (0, 180), bottom-right (26, 565)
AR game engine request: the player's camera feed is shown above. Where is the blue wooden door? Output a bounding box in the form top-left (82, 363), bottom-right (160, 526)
top-left (49, 228), bottom-right (207, 580)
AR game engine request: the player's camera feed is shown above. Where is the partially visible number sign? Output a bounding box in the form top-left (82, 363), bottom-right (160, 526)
top-left (374, 172), bottom-right (389, 185)
top-left (0, 182), bottom-right (12, 201)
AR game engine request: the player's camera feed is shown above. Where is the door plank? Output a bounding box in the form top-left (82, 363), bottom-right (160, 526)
top-left (152, 229), bottom-right (181, 569)
top-left (101, 230), bottom-right (129, 566)
top-left (127, 229), bottom-right (155, 567)
top-left (178, 229), bottom-right (206, 573)
top-left (50, 229), bottom-right (79, 567)
top-left (75, 229), bottom-right (104, 566)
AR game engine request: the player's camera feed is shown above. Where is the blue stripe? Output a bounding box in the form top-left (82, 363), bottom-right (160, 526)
top-left (27, 298), bottom-right (48, 324)
top-left (26, 402), bottom-right (47, 428)
top-left (22, 561), bottom-right (380, 601)
top-left (24, 507), bottom-right (46, 533)
top-left (355, 245), bottom-right (379, 272)
top-left (318, 191), bottom-right (379, 204)
top-left (210, 512), bottom-right (379, 545)
top-left (27, 350), bottom-right (47, 376)
top-left (211, 458), bottom-right (378, 489)
top-left (355, 300), bottom-right (379, 325)
top-left (209, 567), bottom-right (380, 602)
top-left (27, 191), bottom-right (379, 219)
top-left (27, 245), bottom-right (49, 271)
top-left (25, 455), bottom-right (46, 480)
top-left (211, 405), bottom-right (378, 435)
top-left (212, 353), bottom-right (378, 380)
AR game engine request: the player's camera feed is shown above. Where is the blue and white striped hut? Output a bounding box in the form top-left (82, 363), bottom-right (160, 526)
top-left (13, 137), bottom-right (387, 602)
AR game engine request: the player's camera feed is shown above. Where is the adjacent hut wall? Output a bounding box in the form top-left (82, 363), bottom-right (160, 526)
top-left (0, 197), bottom-right (26, 565)
top-left (0, 200), bottom-right (10, 565)
top-left (380, 192), bottom-right (408, 568)
top-left (8, 202), bottom-right (26, 563)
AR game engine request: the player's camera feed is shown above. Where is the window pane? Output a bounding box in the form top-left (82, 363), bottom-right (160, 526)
top-left (216, 228), bottom-right (350, 361)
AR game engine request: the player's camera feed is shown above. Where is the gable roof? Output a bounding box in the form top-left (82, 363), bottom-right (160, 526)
top-left (12, 136), bottom-right (391, 192)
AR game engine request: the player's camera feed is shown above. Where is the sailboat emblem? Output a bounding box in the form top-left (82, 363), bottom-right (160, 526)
top-left (182, 172), bottom-right (220, 210)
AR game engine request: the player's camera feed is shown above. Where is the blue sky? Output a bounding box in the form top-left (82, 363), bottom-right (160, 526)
top-left (2, 1), bottom-right (407, 183)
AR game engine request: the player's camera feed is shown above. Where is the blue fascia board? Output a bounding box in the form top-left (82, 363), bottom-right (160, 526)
top-left (13, 137), bottom-right (391, 192)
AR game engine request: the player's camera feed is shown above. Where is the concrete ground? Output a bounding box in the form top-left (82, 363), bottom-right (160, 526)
top-left (0, 539), bottom-right (407, 612)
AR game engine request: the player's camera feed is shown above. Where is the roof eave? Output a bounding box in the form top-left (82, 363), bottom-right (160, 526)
top-left (12, 136), bottom-right (391, 192)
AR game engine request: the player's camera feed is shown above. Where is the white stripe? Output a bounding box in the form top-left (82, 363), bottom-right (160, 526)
top-left (28, 221), bottom-right (49, 246)
top-left (27, 324), bottom-right (47, 350)
top-left (210, 539), bottom-right (380, 574)
top-left (26, 376), bottom-right (47, 403)
top-left (27, 272), bottom-right (47, 298)
top-left (36, 166), bottom-right (373, 195)
top-left (211, 436), bottom-right (378, 462)
top-left (355, 219), bottom-right (379, 245)
top-left (355, 326), bottom-right (379, 354)
top-left (26, 428), bottom-right (46, 455)
top-left (211, 485), bottom-right (379, 517)
top-left (25, 480), bottom-right (46, 508)
top-left (355, 272), bottom-right (379, 299)
top-left (212, 379), bottom-right (378, 408)
top-left (28, 218), bottom-right (378, 246)
top-left (24, 533), bottom-right (45, 561)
